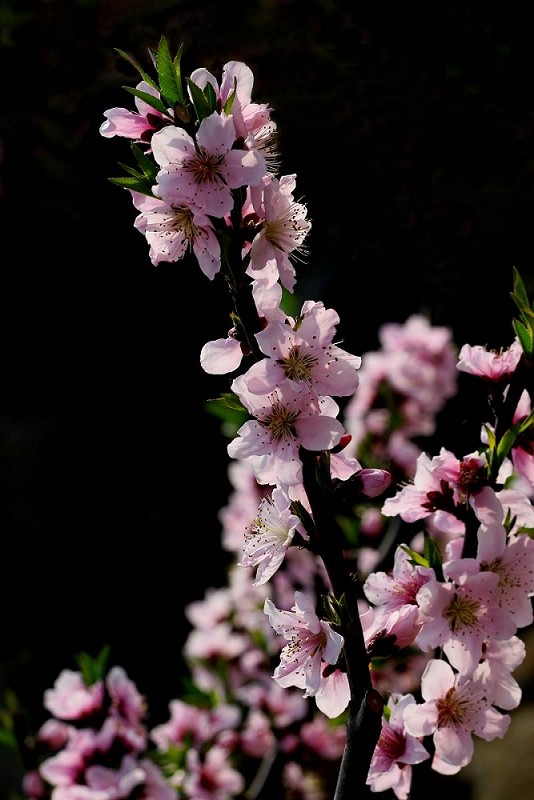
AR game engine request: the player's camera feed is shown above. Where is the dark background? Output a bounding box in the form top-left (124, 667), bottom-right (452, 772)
top-left (2, 1), bottom-right (534, 797)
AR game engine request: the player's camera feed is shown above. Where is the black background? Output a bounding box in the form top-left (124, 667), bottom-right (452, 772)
top-left (2, 1), bottom-right (534, 797)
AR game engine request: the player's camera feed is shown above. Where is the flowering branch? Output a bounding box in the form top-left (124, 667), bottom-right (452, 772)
top-left (10, 35), bottom-right (534, 800)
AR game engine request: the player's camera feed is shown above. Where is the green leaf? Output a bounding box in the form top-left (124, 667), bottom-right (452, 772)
top-left (399, 543), bottom-right (430, 568)
top-left (123, 86), bottom-right (171, 118)
top-left (117, 161), bottom-right (145, 179)
top-left (222, 77), bottom-right (237, 115)
top-left (208, 392), bottom-right (247, 413)
top-left (494, 413), bottom-right (534, 468)
top-left (156, 35), bottom-right (184, 106)
top-left (186, 77), bottom-right (215, 122)
top-left (113, 48), bottom-right (159, 91)
top-left (131, 143), bottom-right (158, 181)
top-left (204, 80), bottom-right (217, 110)
top-left (513, 318), bottom-right (533, 355)
top-left (511, 266), bottom-right (530, 309)
top-left (484, 423), bottom-right (496, 451)
top-left (108, 176), bottom-right (155, 196)
top-left (173, 41), bottom-right (187, 104)
top-left (423, 532), bottom-right (443, 578)
top-left (75, 645), bottom-right (110, 685)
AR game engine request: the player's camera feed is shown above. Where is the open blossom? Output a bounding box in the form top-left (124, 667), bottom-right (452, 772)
top-left (363, 545), bottom-right (435, 612)
top-left (414, 568), bottom-right (517, 674)
top-left (382, 447), bottom-right (503, 533)
top-left (472, 636), bottom-right (525, 710)
top-left (188, 60), bottom-right (274, 142)
top-left (227, 376), bottom-right (345, 486)
top-left (151, 111), bottom-right (266, 217)
top-left (130, 191), bottom-right (221, 276)
top-left (264, 591), bottom-right (344, 697)
top-left (403, 659), bottom-right (510, 775)
top-left (472, 521), bottom-right (534, 627)
top-left (244, 300), bottom-right (361, 398)
top-left (457, 338), bottom-right (523, 381)
top-left (43, 670), bottom-right (104, 721)
top-left (246, 174), bottom-right (312, 292)
top-left (367, 693), bottom-right (430, 800)
top-left (238, 487), bottom-right (308, 585)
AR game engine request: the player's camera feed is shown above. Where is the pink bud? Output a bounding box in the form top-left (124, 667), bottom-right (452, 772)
top-left (358, 468), bottom-right (392, 498)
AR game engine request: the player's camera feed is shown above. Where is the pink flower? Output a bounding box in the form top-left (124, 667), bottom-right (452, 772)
top-left (472, 636), bottom-right (525, 710)
top-left (152, 112), bottom-right (266, 217)
top-left (106, 666), bottom-right (146, 728)
top-left (264, 591), bottom-right (344, 697)
top-left (363, 545), bottom-right (434, 612)
top-left (367, 693), bottom-right (430, 800)
top-left (403, 659), bottom-right (510, 775)
top-left (182, 745), bottom-right (245, 799)
top-left (130, 191), bottom-right (221, 276)
top-left (244, 300), bottom-right (360, 397)
top-left (99, 82), bottom-right (170, 143)
top-left (474, 521), bottom-right (534, 627)
top-left (184, 622), bottom-right (249, 662)
top-left (300, 715), bottom-right (346, 759)
top-left (415, 569), bottom-right (517, 674)
top-left (457, 338), bottom-right (523, 381)
top-left (227, 378), bottom-right (345, 486)
top-left (361, 604), bottom-right (423, 657)
top-left (247, 175), bottom-right (312, 292)
top-left (510, 389), bottom-right (534, 488)
top-left (382, 447), bottom-right (503, 532)
top-left (43, 670), bottom-right (104, 721)
top-left (150, 699), bottom-right (211, 750)
top-left (188, 61), bottom-right (274, 141)
top-left (238, 487), bottom-right (308, 585)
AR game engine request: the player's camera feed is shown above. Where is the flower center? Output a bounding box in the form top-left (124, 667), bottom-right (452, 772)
top-left (444, 592), bottom-right (479, 632)
top-left (280, 346), bottom-right (318, 383)
top-left (187, 147), bottom-right (226, 186)
top-left (436, 687), bottom-right (465, 728)
top-left (262, 401), bottom-right (300, 441)
top-left (378, 725), bottom-right (406, 761)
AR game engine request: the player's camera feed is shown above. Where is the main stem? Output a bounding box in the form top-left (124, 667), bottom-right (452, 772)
top-left (300, 450), bottom-right (383, 799)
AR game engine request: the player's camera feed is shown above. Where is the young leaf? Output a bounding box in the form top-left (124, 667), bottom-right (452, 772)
top-left (399, 543), bottom-right (430, 568)
top-left (206, 392), bottom-right (247, 414)
top-left (123, 86), bottom-right (171, 118)
top-left (108, 176), bottom-right (155, 196)
top-left (173, 41), bottom-right (186, 104)
top-left (511, 266), bottom-right (530, 310)
top-left (513, 318), bottom-right (533, 355)
top-left (222, 76), bottom-right (237, 115)
top-left (423, 532), bottom-right (443, 580)
top-left (186, 77), bottom-right (216, 122)
top-left (156, 35), bottom-right (184, 106)
top-left (131, 143), bottom-right (158, 181)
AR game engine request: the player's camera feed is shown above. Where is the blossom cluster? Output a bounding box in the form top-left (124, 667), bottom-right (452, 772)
top-left (12, 36), bottom-right (534, 800)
